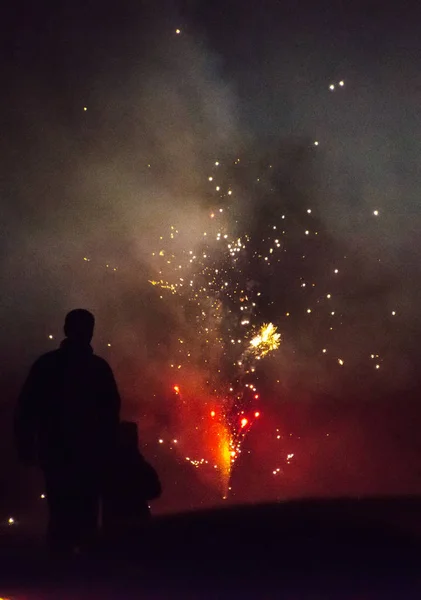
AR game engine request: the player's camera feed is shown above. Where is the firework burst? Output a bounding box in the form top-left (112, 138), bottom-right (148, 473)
top-left (150, 190), bottom-right (282, 494)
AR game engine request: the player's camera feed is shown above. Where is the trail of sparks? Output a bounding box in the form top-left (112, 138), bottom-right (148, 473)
top-left (150, 201), bottom-right (282, 494)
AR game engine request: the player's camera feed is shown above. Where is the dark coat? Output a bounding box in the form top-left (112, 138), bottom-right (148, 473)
top-left (15, 339), bottom-right (121, 472)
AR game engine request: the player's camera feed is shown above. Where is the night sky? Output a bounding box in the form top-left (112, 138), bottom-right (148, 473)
top-left (2, 1), bottom-right (421, 523)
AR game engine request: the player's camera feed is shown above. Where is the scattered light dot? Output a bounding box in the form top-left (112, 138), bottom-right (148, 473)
top-left (175, 28), bottom-right (181, 34)
top-left (373, 210), bottom-right (379, 216)
top-left (334, 269), bottom-right (339, 274)
top-left (322, 348), bottom-right (327, 353)
top-left (158, 439), bottom-right (164, 444)
top-left (329, 84), bottom-right (335, 90)
top-left (314, 141), bottom-right (319, 146)
top-left (83, 106), bottom-right (87, 111)
top-left (8, 517), bottom-right (15, 525)
top-left (40, 494), bottom-right (46, 499)
top-left (391, 311), bottom-right (396, 316)
top-left (338, 358), bottom-right (344, 366)
top-left (307, 209), bottom-right (312, 214)
top-left (48, 335), bottom-right (54, 340)
top-left (339, 80), bottom-right (344, 86)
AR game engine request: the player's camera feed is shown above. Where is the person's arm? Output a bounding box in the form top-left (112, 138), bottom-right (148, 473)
top-left (101, 361), bottom-right (121, 453)
top-left (14, 361), bottom-right (42, 465)
top-left (105, 362), bottom-right (121, 426)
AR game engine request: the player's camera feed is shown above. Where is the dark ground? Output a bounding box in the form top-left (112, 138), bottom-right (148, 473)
top-left (1, 497), bottom-right (421, 598)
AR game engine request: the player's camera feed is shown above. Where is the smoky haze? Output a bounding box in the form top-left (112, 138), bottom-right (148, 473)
top-left (2, 1), bottom-right (421, 515)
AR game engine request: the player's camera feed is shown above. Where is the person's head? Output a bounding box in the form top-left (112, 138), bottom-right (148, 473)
top-left (64, 309), bottom-right (95, 344)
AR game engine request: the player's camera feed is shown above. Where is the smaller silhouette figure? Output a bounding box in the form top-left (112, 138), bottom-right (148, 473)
top-left (102, 421), bottom-right (162, 539)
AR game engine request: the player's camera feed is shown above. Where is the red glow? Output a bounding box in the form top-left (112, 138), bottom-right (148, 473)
top-left (241, 417), bottom-right (248, 428)
top-left (254, 411), bottom-right (260, 418)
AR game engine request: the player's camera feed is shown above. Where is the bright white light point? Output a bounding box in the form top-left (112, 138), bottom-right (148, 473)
top-left (8, 517), bottom-right (14, 524)
top-left (228, 190), bottom-right (232, 195)
top-left (322, 348), bottom-right (327, 353)
top-left (215, 161), bottom-right (219, 166)
top-left (307, 209), bottom-right (312, 214)
top-left (305, 230), bottom-right (309, 235)
top-left (208, 176), bottom-right (213, 181)
top-left (158, 439), bottom-right (164, 444)
top-left (48, 335), bottom-right (53, 340)
top-left (326, 294), bottom-right (331, 299)
top-left (307, 308), bottom-right (312, 313)
top-left (329, 84), bottom-right (335, 90)
top-left (219, 208), bottom-right (223, 212)
top-left (391, 311), bottom-right (396, 316)
top-left (216, 186), bottom-right (220, 191)
top-left (334, 269), bottom-right (339, 274)
top-left (314, 141), bottom-right (319, 146)
top-left (375, 364), bottom-right (380, 369)
top-left (175, 29), bottom-right (181, 34)
top-left (83, 106), bottom-right (87, 111)
top-left (41, 494), bottom-right (46, 499)
top-left (107, 343), bottom-right (111, 347)
top-left (373, 210), bottom-right (379, 216)
top-left (338, 358), bottom-right (344, 366)
top-left (339, 80), bottom-right (344, 86)
top-left (287, 453), bottom-right (294, 460)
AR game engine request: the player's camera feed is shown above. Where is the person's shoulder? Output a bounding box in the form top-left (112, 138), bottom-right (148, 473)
top-left (32, 349), bottom-right (61, 369)
top-left (92, 353), bottom-right (113, 372)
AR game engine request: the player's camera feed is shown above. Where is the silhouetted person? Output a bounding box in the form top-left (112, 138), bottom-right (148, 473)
top-left (102, 421), bottom-right (161, 540)
top-left (15, 309), bottom-right (121, 556)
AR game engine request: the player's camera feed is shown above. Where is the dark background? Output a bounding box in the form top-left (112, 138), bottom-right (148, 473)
top-left (2, 0), bottom-right (421, 524)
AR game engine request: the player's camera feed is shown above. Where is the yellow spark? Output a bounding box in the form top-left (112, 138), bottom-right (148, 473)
top-left (249, 323), bottom-right (281, 358)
